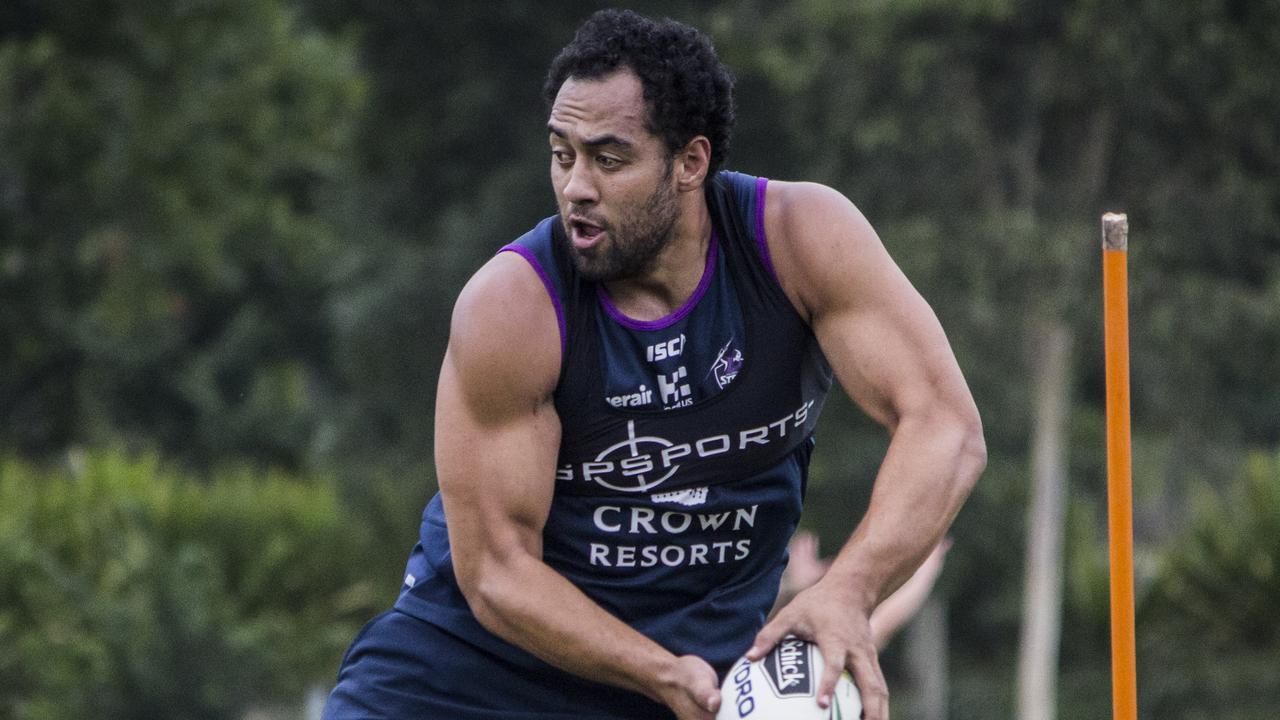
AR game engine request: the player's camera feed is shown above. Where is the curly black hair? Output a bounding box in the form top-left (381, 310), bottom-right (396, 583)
top-left (543, 9), bottom-right (736, 175)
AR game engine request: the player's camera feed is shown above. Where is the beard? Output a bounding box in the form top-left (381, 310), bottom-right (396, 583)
top-left (560, 168), bottom-right (680, 282)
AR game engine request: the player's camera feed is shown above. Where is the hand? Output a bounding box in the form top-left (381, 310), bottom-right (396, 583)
top-left (654, 654), bottom-right (721, 720)
top-left (748, 578), bottom-right (889, 720)
top-left (782, 531), bottom-right (831, 593)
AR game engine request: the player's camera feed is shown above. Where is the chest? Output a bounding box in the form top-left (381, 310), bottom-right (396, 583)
top-left (596, 245), bottom-right (746, 412)
top-left (553, 237), bottom-right (829, 499)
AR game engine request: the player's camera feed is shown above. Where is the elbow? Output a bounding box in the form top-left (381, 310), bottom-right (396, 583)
top-left (448, 522), bottom-right (546, 640)
top-left (956, 410), bottom-right (987, 495)
top-left (457, 565), bottom-right (507, 634)
top-left (467, 592), bottom-right (506, 637)
top-left (924, 394), bottom-right (985, 499)
top-left (455, 552), bottom-right (530, 639)
top-left (458, 561), bottom-right (501, 627)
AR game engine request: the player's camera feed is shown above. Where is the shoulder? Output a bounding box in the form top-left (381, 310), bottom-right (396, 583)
top-left (446, 249), bottom-right (561, 408)
top-left (761, 180), bottom-right (896, 321)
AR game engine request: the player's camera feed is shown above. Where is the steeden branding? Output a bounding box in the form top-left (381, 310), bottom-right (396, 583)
top-left (763, 638), bottom-right (815, 697)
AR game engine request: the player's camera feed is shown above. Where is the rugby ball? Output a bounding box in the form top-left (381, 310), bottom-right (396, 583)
top-left (717, 638), bottom-right (862, 720)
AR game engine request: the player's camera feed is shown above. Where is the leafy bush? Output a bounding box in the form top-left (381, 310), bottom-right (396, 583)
top-left (0, 451), bottom-right (390, 720)
top-left (1138, 450), bottom-right (1280, 717)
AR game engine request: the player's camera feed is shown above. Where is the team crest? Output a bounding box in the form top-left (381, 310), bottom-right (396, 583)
top-left (710, 338), bottom-right (744, 389)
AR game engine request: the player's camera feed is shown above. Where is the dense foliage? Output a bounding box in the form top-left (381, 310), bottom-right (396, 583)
top-left (0, 451), bottom-right (391, 719)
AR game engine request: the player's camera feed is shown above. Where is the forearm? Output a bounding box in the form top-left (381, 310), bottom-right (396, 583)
top-left (464, 550), bottom-right (681, 703)
top-left (827, 406), bottom-right (985, 608)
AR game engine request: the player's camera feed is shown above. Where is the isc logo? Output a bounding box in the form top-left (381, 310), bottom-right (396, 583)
top-left (646, 334), bottom-right (686, 362)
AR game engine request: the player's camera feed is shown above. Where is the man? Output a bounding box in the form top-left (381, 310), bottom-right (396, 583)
top-left (324, 9), bottom-right (985, 720)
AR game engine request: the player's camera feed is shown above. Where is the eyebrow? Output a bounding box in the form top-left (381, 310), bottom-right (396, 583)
top-left (547, 123), bottom-right (634, 150)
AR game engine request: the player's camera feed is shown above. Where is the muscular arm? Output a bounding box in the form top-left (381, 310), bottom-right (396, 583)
top-left (751, 182), bottom-right (987, 717)
top-left (436, 253), bottom-right (719, 718)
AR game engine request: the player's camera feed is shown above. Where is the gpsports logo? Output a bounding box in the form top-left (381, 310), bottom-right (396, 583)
top-left (763, 638), bottom-right (815, 698)
top-left (575, 420), bottom-right (682, 492)
top-left (555, 399), bottom-right (818, 493)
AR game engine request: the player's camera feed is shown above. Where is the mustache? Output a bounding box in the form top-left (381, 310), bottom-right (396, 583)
top-left (564, 207), bottom-right (610, 230)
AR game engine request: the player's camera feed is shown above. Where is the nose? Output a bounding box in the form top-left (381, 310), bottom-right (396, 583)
top-left (562, 161), bottom-right (599, 205)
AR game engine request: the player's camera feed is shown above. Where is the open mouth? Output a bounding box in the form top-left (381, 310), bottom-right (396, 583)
top-left (570, 217), bottom-right (607, 249)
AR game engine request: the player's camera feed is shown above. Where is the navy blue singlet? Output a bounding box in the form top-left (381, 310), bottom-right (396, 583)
top-left (325, 172), bottom-right (833, 719)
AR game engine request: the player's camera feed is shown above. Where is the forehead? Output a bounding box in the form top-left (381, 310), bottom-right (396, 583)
top-left (549, 69), bottom-right (653, 143)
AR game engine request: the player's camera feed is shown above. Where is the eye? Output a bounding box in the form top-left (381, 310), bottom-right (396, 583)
top-left (597, 155), bottom-right (622, 170)
top-left (551, 149), bottom-right (573, 166)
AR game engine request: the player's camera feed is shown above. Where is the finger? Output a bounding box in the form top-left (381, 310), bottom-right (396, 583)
top-left (848, 646), bottom-right (889, 720)
top-left (689, 656), bottom-right (722, 713)
top-left (697, 674), bottom-right (721, 713)
top-left (793, 531), bottom-right (818, 556)
top-left (747, 616), bottom-right (790, 660)
top-left (815, 645), bottom-right (847, 709)
top-left (703, 688), bottom-right (721, 714)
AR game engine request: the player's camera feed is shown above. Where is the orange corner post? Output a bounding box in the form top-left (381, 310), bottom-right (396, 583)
top-left (1102, 212), bottom-right (1137, 720)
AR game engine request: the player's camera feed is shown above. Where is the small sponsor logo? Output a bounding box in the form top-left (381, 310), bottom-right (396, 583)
top-left (646, 334), bottom-right (686, 362)
top-left (658, 366), bottom-right (692, 407)
top-left (650, 486), bottom-right (709, 507)
top-left (607, 384), bottom-right (653, 408)
top-left (711, 338), bottom-right (744, 389)
top-left (763, 638), bottom-right (815, 698)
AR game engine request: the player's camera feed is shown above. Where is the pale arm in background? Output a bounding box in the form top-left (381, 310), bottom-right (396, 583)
top-left (776, 532), bottom-right (952, 650)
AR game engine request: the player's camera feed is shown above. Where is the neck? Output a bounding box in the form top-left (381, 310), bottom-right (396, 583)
top-left (602, 197), bottom-right (712, 322)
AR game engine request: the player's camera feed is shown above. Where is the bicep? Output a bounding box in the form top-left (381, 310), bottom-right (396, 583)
top-left (436, 352), bottom-right (561, 561)
top-left (433, 254), bottom-right (563, 582)
top-left (813, 253), bottom-right (959, 431)
top-left (768, 183), bottom-right (969, 429)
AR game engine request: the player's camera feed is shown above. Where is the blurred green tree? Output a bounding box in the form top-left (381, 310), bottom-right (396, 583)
top-left (0, 450), bottom-right (389, 719)
top-left (0, 0), bottom-right (364, 468)
top-left (1138, 449), bottom-right (1280, 717)
top-left (708, 1), bottom-right (1280, 717)
top-left (303, 0), bottom-right (619, 483)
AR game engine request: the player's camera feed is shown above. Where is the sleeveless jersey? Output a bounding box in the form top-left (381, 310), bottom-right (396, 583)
top-left (394, 171), bottom-right (833, 681)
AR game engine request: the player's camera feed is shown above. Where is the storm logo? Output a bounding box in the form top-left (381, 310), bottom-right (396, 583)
top-left (710, 337), bottom-right (744, 390)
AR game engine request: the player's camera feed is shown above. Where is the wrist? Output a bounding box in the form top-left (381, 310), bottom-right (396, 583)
top-left (606, 644), bottom-right (679, 706)
top-left (648, 652), bottom-right (686, 705)
top-left (819, 563), bottom-right (883, 613)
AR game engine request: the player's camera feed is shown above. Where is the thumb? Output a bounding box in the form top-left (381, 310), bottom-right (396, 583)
top-left (696, 669), bottom-right (721, 713)
top-left (703, 688), bottom-right (721, 713)
top-left (683, 655), bottom-right (722, 713)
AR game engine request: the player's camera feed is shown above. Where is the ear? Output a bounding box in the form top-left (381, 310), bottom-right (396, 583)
top-left (673, 136), bottom-right (712, 191)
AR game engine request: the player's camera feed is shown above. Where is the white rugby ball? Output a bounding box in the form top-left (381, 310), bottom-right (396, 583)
top-left (717, 638), bottom-right (862, 720)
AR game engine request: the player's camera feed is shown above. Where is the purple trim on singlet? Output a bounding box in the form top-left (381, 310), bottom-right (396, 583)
top-left (597, 232), bottom-right (720, 331)
top-left (499, 244), bottom-right (567, 357)
top-left (754, 176), bottom-right (779, 283)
